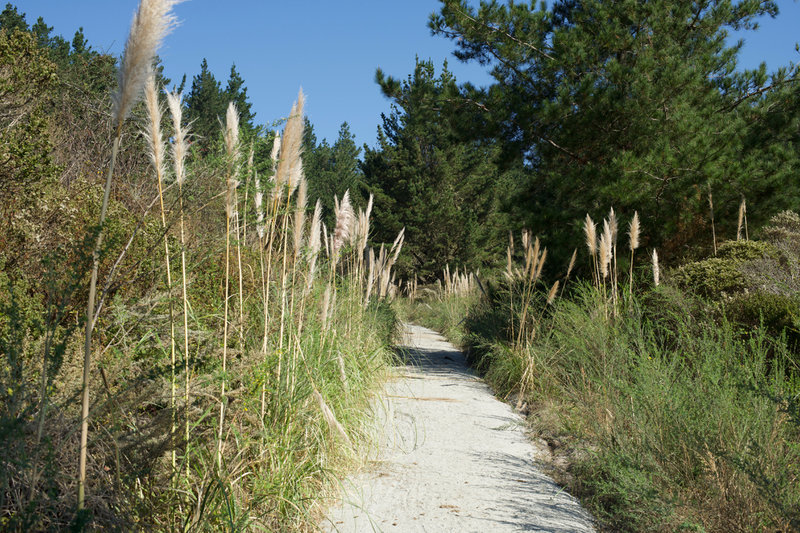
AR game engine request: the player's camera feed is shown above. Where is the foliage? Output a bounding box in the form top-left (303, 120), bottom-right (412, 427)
top-left (673, 256), bottom-right (748, 297)
top-left (422, 282), bottom-right (800, 531)
top-left (364, 59), bottom-right (512, 279)
top-left (726, 291), bottom-right (800, 351)
top-left (0, 6), bottom-right (398, 531)
top-left (673, 239), bottom-right (780, 297)
top-left (304, 120), bottom-right (365, 228)
top-left (429, 0), bottom-right (800, 264)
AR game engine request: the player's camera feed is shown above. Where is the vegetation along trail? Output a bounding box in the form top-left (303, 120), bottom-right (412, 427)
top-left (323, 323), bottom-right (594, 532)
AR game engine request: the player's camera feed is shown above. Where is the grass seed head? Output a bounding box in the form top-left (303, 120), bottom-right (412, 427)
top-left (547, 280), bottom-right (560, 304)
top-left (628, 211), bottom-right (640, 251)
top-left (652, 249), bottom-right (660, 286)
top-left (332, 190), bottom-right (354, 257)
top-left (566, 248), bottom-right (577, 279)
top-left (737, 198), bottom-right (747, 240)
top-left (276, 89), bottom-right (305, 195)
top-left (143, 72), bottom-right (165, 180)
top-left (600, 230), bottom-right (611, 279)
top-left (584, 214), bottom-right (597, 257)
top-left (113, 0), bottom-right (180, 126)
top-left (608, 207), bottom-right (618, 246)
top-left (165, 90), bottom-right (188, 186)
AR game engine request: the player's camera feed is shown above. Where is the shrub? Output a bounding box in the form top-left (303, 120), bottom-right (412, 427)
top-left (673, 240), bottom-right (781, 298)
top-left (716, 239), bottom-right (779, 262)
top-left (672, 256), bottom-right (747, 297)
top-left (725, 291), bottom-right (800, 350)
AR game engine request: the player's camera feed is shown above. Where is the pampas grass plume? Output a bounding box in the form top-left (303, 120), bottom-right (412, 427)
top-left (737, 198), bottom-right (747, 241)
top-left (113, 0), bottom-right (180, 125)
top-left (628, 211), bottom-right (640, 251)
top-left (584, 214), bottom-right (597, 256)
top-left (599, 230), bottom-right (611, 279)
top-left (165, 91), bottom-right (188, 185)
top-left (332, 190), bottom-right (355, 257)
top-left (143, 73), bottom-right (165, 179)
top-left (566, 248), bottom-right (577, 279)
top-left (652, 249), bottom-right (660, 286)
top-left (225, 101), bottom-right (240, 158)
top-left (547, 280), bottom-right (560, 304)
top-left (275, 90), bottom-right (305, 193)
top-left (307, 200), bottom-right (322, 290)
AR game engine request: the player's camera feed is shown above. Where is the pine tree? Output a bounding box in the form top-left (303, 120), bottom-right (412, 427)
top-left (224, 63), bottom-right (255, 133)
top-left (0, 3), bottom-right (27, 33)
top-left (186, 58), bottom-right (225, 154)
top-left (429, 0), bottom-right (799, 262)
top-left (306, 121), bottom-right (364, 227)
top-left (364, 59), bottom-right (509, 279)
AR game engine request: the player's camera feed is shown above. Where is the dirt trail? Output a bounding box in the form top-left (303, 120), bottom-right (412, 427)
top-left (322, 323), bottom-right (594, 532)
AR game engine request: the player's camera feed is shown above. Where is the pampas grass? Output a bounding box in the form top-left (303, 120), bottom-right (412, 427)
top-left (332, 191), bottom-right (355, 261)
top-left (165, 89), bottom-right (191, 475)
top-left (113, 0), bottom-right (180, 126)
top-left (546, 280), bottom-right (560, 305)
top-left (144, 73), bottom-right (177, 469)
top-left (652, 249), bottom-right (660, 287)
top-left (306, 200), bottom-right (322, 293)
top-left (218, 101), bottom-right (240, 468)
top-left (79, 0), bottom-right (178, 510)
top-left (599, 225), bottom-right (611, 280)
top-left (584, 214), bottom-right (598, 285)
top-left (275, 90), bottom-right (305, 194)
top-left (628, 211), bottom-right (640, 294)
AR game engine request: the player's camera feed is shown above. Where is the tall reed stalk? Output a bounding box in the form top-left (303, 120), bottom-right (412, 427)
top-left (79, 0), bottom-right (177, 510)
top-left (143, 73), bottom-right (177, 469)
top-left (166, 90), bottom-right (190, 474)
top-left (218, 102), bottom-right (240, 468)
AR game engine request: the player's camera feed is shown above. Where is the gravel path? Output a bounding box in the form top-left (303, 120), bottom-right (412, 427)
top-left (322, 323), bottom-right (594, 532)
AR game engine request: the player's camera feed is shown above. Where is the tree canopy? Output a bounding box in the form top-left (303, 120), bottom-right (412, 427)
top-left (364, 59), bottom-right (511, 279)
top-left (428, 0), bottom-right (800, 263)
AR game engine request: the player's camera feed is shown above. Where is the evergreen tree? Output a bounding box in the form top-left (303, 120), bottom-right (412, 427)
top-left (0, 3), bottom-right (26, 32)
top-left (364, 59), bottom-right (509, 279)
top-left (186, 58), bottom-right (225, 154)
top-left (305, 121), bottom-right (364, 227)
top-left (224, 63), bottom-right (255, 133)
top-left (429, 0), bottom-right (799, 263)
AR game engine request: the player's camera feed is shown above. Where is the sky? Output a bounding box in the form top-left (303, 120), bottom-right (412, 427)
top-left (15, 0), bottom-right (800, 150)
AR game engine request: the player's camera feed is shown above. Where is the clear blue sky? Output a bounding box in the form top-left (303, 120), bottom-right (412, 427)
top-left (15, 0), bottom-right (800, 150)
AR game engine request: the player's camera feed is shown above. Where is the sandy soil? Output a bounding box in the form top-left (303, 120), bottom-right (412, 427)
top-left (321, 323), bottom-right (594, 532)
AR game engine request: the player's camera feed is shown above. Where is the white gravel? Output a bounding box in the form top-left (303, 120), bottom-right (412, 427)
top-left (321, 323), bottom-right (595, 533)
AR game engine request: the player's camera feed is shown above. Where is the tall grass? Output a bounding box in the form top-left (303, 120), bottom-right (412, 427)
top-left (407, 213), bottom-right (800, 531)
top-left (0, 2), bottom-right (401, 529)
top-left (79, 0), bottom-right (179, 511)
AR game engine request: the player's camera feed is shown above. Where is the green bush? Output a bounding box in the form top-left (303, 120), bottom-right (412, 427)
top-left (673, 240), bottom-right (781, 298)
top-left (672, 256), bottom-right (747, 297)
top-left (460, 284), bottom-right (800, 530)
top-left (716, 239), bottom-right (779, 262)
top-left (726, 291), bottom-right (800, 349)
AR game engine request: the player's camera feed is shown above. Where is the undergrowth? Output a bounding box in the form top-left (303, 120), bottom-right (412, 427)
top-left (406, 217), bottom-right (800, 532)
top-left (0, 3), bottom-right (404, 530)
